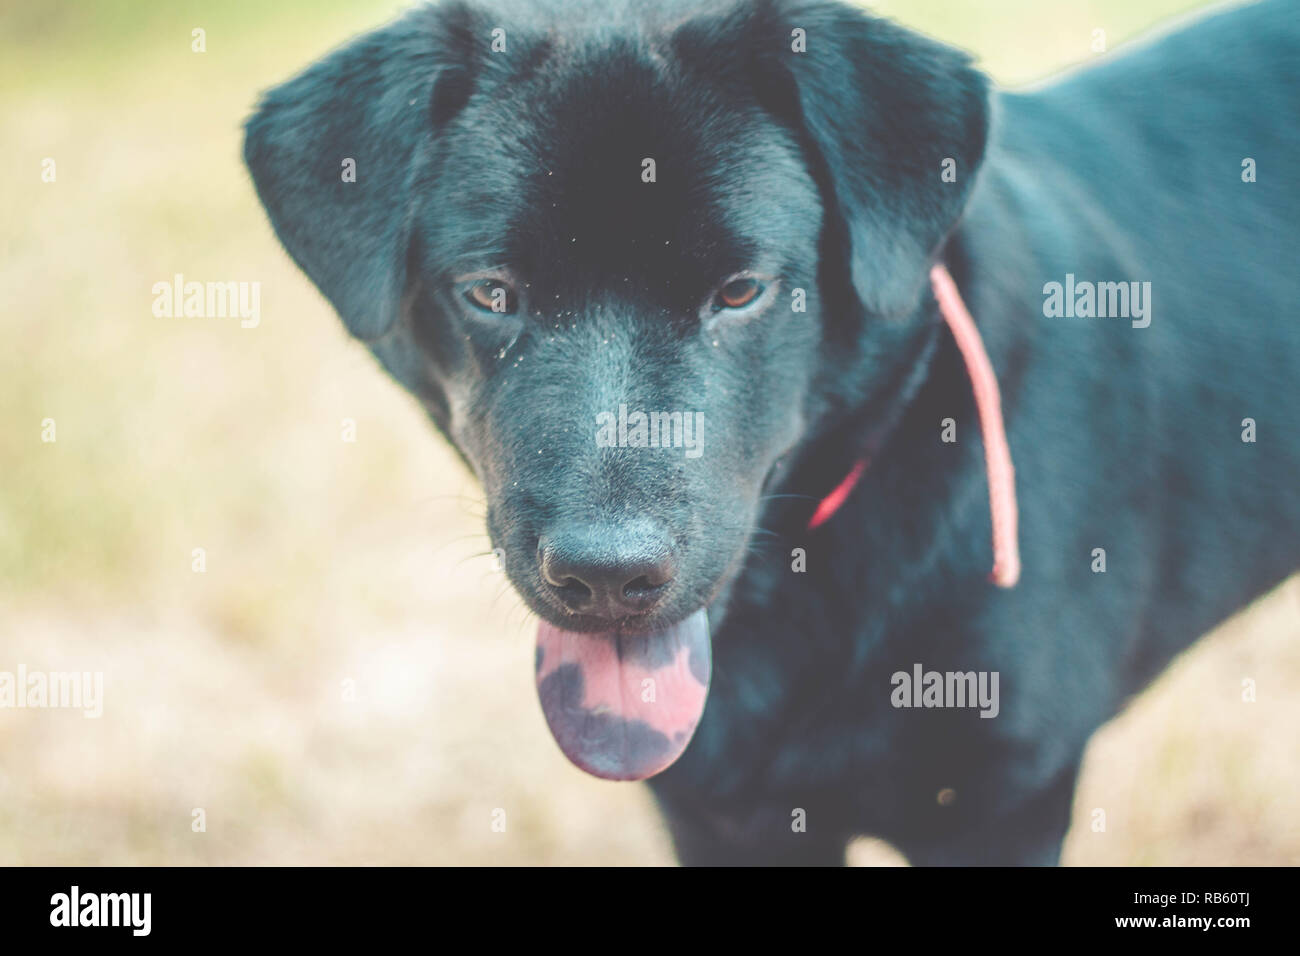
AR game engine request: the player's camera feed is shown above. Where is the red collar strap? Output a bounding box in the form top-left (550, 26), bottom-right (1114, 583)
top-left (807, 264), bottom-right (1021, 589)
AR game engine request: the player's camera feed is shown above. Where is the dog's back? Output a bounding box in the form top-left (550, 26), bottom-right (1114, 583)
top-left (963, 0), bottom-right (1300, 684)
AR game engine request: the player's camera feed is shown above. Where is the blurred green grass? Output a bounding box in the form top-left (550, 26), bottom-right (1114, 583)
top-left (2, 0), bottom-right (1295, 865)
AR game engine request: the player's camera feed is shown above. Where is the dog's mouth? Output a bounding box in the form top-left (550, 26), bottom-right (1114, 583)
top-left (534, 608), bottom-right (711, 781)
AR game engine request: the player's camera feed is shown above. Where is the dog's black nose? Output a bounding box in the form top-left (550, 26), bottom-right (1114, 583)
top-left (538, 522), bottom-right (677, 619)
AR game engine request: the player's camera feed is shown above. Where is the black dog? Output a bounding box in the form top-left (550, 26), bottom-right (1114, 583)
top-left (245, 0), bottom-right (1300, 864)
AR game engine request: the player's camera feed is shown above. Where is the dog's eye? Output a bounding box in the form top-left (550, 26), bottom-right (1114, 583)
top-left (713, 277), bottom-right (764, 311)
top-left (463, 280), bottom-right (518, 315)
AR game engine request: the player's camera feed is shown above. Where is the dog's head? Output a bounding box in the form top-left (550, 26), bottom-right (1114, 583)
top-left (245, 0), bottom-right (987, 779)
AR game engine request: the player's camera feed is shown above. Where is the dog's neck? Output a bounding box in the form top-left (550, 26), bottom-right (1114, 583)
top-left (719, 243), bottom-right (1018, 634)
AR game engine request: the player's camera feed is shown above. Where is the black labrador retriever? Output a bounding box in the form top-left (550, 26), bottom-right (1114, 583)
top-left (244, 0), bottom-right (1300, 864)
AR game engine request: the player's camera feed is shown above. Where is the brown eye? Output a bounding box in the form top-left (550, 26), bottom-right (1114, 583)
top-left (463, 280), bottom-right (517, 314)
top-left (715, 277), bottom-right (764, 310)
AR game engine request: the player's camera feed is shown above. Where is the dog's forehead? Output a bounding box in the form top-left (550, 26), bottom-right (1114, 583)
top-left (528, 59), bottom-right (747, 264)
top-left (432, 37), bottom-right (814, 284)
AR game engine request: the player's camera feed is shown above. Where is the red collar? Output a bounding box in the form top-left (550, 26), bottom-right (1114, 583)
top-left (806, 264), bottom-right (1021, 589)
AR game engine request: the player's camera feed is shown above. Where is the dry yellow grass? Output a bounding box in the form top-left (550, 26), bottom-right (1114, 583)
top-left (1, 0), bottom-right (1294, 865)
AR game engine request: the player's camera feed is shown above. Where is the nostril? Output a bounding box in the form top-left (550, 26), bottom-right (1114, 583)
top-left (555, 577), bottom-right (593, 610)
top-left (538, 538), bottom-right (566, 589)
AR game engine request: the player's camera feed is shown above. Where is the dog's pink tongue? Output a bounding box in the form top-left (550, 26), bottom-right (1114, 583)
top-left (535, 609), bottom-right (711, 781)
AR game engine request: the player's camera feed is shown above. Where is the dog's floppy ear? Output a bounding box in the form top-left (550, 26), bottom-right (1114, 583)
top-left (243, 3), bottom-right (477, 341)
top-left (750, 0), bottom-right (990, 317)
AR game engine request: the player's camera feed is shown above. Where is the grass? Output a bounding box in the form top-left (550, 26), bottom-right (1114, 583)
top-left (1, 0), bottom-right (1294, 865)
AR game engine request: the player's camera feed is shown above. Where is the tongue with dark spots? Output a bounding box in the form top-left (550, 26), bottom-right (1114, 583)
top-left (535, 608), bottom-right (711, 781)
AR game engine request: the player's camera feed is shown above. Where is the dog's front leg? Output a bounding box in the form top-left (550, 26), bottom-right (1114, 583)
top-left (655, 796), bottom-right (850, 867)
top-left (892, 762), bottom-right (1082, 866)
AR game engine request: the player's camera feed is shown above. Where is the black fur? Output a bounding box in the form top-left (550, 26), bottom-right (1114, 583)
top-left (245, 0), bottom-right (1300, 864)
